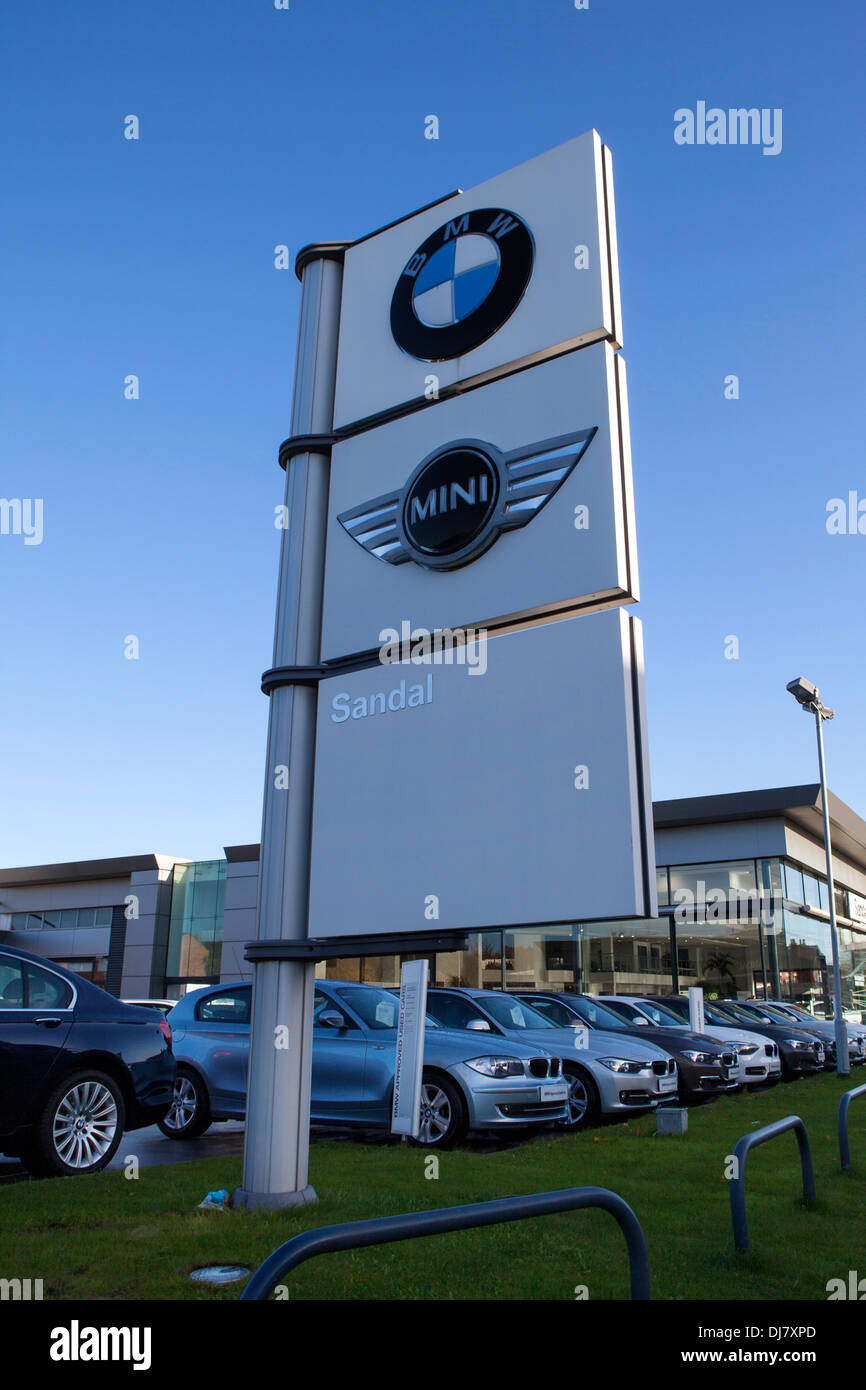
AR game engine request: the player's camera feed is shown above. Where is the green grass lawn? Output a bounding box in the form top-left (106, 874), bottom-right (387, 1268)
top-left (2, 1072), bottom-right (866, 1300)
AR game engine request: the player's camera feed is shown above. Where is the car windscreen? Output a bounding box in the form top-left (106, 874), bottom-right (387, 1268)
top-left (767, 1006), bottom-right (811, 1028)
top-left (480, 995), bottom-right (555, 1029)
top-left (518, 996), bottom-right (578, 1026)
top-left (650, 997), bottom-right (689, 1021)
top-left (634, 999), bottom-right (687, 1027)
top-left (562, 997), bottom-right (629, 1030)
top-left (704, 1002), bottom-right (740, 1026)
top-left (335, 987), bottom-right (440, 1030)
top-left (722, 1002), bottom-right (774, 1025)
top-left (604, 1000), bottom-right (650, 1023)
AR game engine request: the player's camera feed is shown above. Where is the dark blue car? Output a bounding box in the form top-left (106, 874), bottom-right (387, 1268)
top-left (0, 945), bottom-right (176, 1177)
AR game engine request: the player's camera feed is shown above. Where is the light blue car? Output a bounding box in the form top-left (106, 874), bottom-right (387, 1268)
top-left (159, 980), bottom-right (569, 1147)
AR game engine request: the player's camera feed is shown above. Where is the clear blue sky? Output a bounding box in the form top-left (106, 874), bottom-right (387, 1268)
top-left (2, 0), bottom-right (864, 866)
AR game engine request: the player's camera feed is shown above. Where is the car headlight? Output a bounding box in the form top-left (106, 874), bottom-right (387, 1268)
top-left (680, 1050), bottom-right (719, 1064)
top-left (465, 1056), bottom-right (526, 1078)
top-left (737, 1045), bottom-right (758, 1057)
top-left (598, 1057), bottom-right (650, 1074)
top-left (783, 1038), bottom-right (814, 1050)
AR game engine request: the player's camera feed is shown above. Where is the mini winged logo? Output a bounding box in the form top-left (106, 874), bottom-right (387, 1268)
top-left (336, 427), bottom-right (596, 572)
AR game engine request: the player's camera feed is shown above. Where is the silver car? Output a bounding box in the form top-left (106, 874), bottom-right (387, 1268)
top-left (425, 988), bottom-right (678, 1129)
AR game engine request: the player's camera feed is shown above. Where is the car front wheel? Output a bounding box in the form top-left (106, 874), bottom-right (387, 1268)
top-left (158, 1068), bottom-right (212, 1140)
top-left (556, 1064), bottom-right (601, 1131)
top-left (408, 1071), bottom-right (467, 1148)
top-left (24, 1070), bottom-right (125, 1177)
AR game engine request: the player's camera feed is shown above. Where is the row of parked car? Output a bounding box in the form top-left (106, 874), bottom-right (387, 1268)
top-left (158, 979), bottom-right (864, 1147)
top-left (2, 942), bottom-right (863, 1175)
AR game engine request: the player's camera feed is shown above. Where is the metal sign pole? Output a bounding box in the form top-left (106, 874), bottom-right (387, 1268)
top-left (234, 250), bottom-right (344, 1210)
top-left (814, 708), bottom-right (849, 1076)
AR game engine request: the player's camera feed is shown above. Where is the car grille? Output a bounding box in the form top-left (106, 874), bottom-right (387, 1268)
top-left (721, 1052), bottom-right (736, 1067)
top-left (528, 1057), bottom-right (559, 1078)
top-left (500, 1103), bottom-right (564, 1118)
top-left (764, 1044), bottom-right (777, 1057)
top-left (651, 1060), bottom-right (667, 1075)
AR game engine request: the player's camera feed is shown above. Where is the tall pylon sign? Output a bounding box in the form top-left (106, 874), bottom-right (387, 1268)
top-left (236, 132), bottom-right (656, 1209)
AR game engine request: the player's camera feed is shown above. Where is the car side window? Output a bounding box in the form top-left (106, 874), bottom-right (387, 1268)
top-left (26, 963), bottom-right (73, 1009)
top-left (313, 991), bottom-right (359, 1027)
top-left (196, 990), bottom-right (251, 1025)
top-left (0, 957), bottom-right (26, 1009)
top-left (614, 1002), bottom-right (640, 1021)
top-left (313, 991), bottom-right (334, 1023)
top-left (426, 995), bottom-right (483, 1030)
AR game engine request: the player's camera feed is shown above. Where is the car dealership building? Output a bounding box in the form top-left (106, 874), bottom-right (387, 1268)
top-left (2, 783), bottom-right (866, 1019)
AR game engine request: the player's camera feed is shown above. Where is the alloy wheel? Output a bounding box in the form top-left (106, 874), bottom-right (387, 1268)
top-left (165, 1075), bottom-right (198, 1132)
top-left (417, 1082), bottom-right (452, 1143)
top-left (565, 1072), bottom-right (589, 1125)
top-left (53, 1080), bottom-right (119, 1169)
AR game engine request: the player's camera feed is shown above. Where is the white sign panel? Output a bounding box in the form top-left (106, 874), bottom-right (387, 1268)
top-left (391, 959), bottom-right (429, 1137)
top-left (333, 130), bottom-right (620, 431)
top-left (688, 986), bottom-right (705, 1034)
top-left (308, 608), bottom-right (656, 937)
top-left (321, 343), bottom-right (637, 660)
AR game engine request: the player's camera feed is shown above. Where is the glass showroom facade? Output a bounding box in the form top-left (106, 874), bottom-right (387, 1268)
top-left (4, 789), bottom-right (863, 1015)
top-left (163, 859), bottom-right (226, 995)
top-left (160, 851), bottom-right (866, 1019)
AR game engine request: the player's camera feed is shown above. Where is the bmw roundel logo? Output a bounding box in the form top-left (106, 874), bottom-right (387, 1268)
top-left (390, 208), bottom-right (534, 361)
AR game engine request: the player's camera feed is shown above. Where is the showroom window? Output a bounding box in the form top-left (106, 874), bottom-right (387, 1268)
top-left (166, 860), bottom-right (226, 982)
top-left (10, 907), bottom-right (113, 931)
top-left (668, 920), bottom-right (764, 1001)
top-left (54, 958), bottom-right (108, 988)
top-left (802, 872), bottom-right (822, 911)
top-left (668, 860), bottom-right (758, 899)
top-left (764, 910), bottom-right (831, 1012)
top-left (783, 862), bottom-right (805, 904)
top-left (656, 866), bottom-right (670, 906)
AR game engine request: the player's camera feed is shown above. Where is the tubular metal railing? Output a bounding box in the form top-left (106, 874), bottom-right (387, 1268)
top-left (240, 1185), bottom-right (650, 1300)
top-left (838, 1083), bottom-right (866, 1172)
top-left (729, 1114), bottom-right (815, 1252)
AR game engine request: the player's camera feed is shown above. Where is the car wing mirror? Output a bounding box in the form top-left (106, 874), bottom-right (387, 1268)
top-left (319, 1010), bottom-right (348, 1029)
top-left (466, 1018), bottom-right (492, 1031)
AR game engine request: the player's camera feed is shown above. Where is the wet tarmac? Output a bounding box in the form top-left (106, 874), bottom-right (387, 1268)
top-left (0, 1119), bottom-right (539, 1185)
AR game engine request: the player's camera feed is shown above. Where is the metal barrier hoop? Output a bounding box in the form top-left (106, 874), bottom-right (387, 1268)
top-left (240, 1185), bottom-right (651, 1301)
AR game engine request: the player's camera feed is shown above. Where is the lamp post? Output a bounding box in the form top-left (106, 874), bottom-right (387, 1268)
top-left (785, 677), bottom-right (849, 1076)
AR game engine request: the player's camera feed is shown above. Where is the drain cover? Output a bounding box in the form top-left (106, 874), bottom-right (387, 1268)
top-left (190, 1265), bottom-right (250, 1285)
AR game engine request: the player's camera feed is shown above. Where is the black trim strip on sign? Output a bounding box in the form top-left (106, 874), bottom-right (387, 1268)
top-left (245, 932), bottom-right (470, 961)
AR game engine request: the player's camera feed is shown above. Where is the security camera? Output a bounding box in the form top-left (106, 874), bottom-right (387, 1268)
top-left (786, 676), bottom-right (820, 707)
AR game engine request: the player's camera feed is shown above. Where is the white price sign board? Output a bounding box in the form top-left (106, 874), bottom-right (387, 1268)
top-left (391, 959), bottom-right (429, 1137)
top-left (688, 986), bottom-right (705, 1034)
